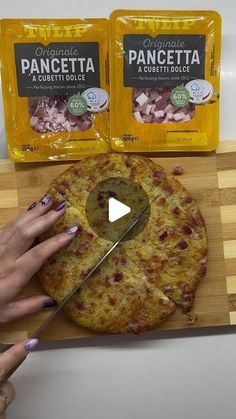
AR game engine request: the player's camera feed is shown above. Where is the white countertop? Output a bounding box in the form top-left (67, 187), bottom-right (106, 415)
top-left (1, 1), bottom-right (236, 418)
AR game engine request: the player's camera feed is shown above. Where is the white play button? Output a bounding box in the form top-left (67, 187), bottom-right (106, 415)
top-left (108, 197), bottom-right (131, 223)
top-left (86, 177), bottom-right (150, 242)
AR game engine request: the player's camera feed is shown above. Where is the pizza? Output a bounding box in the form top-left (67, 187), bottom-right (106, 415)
top-left (37, 153), bottom-right (207, 333)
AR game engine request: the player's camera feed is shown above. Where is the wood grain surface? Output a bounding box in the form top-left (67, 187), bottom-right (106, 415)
top-left (0, 142), bottom-right (236, 344)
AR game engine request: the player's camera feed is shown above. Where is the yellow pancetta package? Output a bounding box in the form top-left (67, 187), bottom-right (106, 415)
top-left (109, 10), bottom-right (221, 152)
top-left (0, 19), bottom-right (110, 161)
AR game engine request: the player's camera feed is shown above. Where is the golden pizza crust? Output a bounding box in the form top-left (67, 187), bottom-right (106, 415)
top-left (38, 153), bottom-right (207, 333)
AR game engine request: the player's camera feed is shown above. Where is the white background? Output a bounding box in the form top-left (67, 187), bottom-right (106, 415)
top-left (1, 1), bottom-right (236, 418)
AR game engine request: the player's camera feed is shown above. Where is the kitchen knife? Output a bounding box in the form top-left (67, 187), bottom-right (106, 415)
top-left (0, 200), bottom-right (150, 384)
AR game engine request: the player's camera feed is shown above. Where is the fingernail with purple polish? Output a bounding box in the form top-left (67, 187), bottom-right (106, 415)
top-left (43, 299), bottom-right (57, 308)
top-left (41, 194), bottom-right (51, 206)
top-left (53, 200), bottom-right (66, 212)
top-left (24, 338), bottom-right (38, 352)
top-left (66, 226), bottom-right (79, 235)
top-left (27, 202), bottom-right (37, 211)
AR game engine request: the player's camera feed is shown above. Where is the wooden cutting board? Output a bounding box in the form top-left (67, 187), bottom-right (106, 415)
top-left (1, 141), bottom-right (236, 344)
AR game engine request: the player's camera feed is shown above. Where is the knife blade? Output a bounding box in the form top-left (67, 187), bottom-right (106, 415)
top-left (0, 200), bottom-right (150, 383)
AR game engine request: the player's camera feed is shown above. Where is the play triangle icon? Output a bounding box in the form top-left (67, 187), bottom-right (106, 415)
top-left (108, 197), bottom-right (131, 223)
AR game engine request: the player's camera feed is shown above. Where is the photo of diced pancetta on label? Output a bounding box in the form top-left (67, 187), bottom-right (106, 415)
top-left (132, 87), bottom-right (195, 124)
top-left (29, 96), bottom-right (93, 133)
top-left (0, 18), bottom-right (110, 161)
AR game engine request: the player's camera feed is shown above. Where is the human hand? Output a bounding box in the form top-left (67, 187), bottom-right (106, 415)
top-left (0, 339), bottom-right (38, 419)
top-left (0, 194), bottom-right (79, 415)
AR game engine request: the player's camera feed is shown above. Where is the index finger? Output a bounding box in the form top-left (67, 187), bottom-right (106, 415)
top-left (0, 339), bottom-right (38, 386)
top-left (15, 226), bottom-right (79, 288)
top-left (0, 195), bottom-right (53, 245)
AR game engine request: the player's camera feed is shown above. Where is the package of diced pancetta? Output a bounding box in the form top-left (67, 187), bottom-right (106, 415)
top-left (109, 10), bottom-right (221, 152)
top-left (0, 19), bottom-right (110, 161)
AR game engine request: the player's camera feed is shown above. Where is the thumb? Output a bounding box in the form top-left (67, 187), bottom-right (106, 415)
top-left (0, 339), bottom-right (38, 384)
